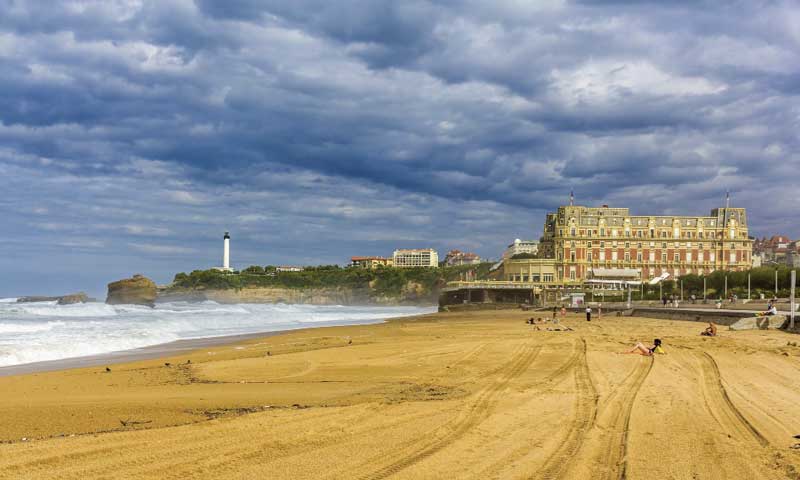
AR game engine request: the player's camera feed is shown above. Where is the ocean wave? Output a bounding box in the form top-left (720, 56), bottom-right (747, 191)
top-left (0, 297), bottom-right (18, 303)
top-left (12, 303), bottom-right (119, 317)
top-left (0, 303), bottom-right (436, 367)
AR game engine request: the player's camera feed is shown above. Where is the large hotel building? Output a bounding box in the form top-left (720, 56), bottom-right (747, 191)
top-left (503, 203), bottom-right (752, 284)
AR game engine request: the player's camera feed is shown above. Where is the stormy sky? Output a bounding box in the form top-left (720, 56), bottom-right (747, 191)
top-left (1, 0), bottom-right (798, 296)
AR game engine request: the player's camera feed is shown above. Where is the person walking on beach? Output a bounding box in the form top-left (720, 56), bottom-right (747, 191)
top-left (662, 295), bottom-right (668, 308)
top-left (585, 305), bottom-right (592, 322)
top-left (552, 305), bottom-right (558, 322)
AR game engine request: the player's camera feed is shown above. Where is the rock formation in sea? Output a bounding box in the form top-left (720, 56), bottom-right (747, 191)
top-left (106, 274), bottom-right (158, 307)
top-left (17, 293), bottom-right (89, 304)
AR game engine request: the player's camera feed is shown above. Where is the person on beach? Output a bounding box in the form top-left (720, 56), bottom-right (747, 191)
top-left (662, 296), bottom-right (667, 308)
top-left (701, 322), bottom-right (717, 337)
top-left (623, 339), bottom-right (664, 356)
top-left (585, 305), bottom-right (592, 322)
top-left (598, 303), bottom-right (602, 319)
top-left (552, 305), bottom-right (558, 322)
top-left (560, 305), bottom-right (567, 318)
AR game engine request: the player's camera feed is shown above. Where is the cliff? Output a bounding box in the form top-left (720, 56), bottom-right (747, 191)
top-left (158, 283), bottom-right (437, 306)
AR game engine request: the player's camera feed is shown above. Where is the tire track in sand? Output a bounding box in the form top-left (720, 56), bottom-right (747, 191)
top-left (472, 340), bottom-right (585, 478)
top-left (695, 351), bottom-right (768, 447)
top-left (534, 339), bottom-right (598, 480)
top-left (352, 342), bottom-right (541, 480)
top-left (608, 355), bottom-right (653, 480)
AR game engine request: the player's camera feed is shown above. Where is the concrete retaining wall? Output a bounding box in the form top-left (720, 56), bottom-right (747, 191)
top-left (628, 307), bottom-right (755, 326)
top-left (729, 315), bottom-right (788, 331)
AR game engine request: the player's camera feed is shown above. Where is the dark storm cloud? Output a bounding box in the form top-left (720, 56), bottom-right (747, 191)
top-left (0, 0), bottom-right (798, 295)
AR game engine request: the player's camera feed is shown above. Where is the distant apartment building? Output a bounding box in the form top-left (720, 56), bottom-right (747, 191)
top-left (503, 239), bottom-right (539, 260)
top-left (444, 250), bottom-right (482, 266)
top-left (392, 248), bottom-right (439, 268)
top-left (350, 256), bottom-right (393, 269)
top-left (276, 266), bottom-right (304, 272)
top-left (753, 235), bottom-right (791, 263)
top-left (537, 203), bottom-right (753, 283)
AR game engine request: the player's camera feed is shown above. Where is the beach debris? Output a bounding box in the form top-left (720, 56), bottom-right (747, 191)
top-left (791, 443), bottom-right (800, 450)
top-left (186, 359), bottom-right (191, 364)
top-left (105, 367), bottom-right (111, 372)
top-left (164, 362), bottom-right (172, 367)
top-left (782, 352), bottom-right (790, 356)
top-left (266, 351), bottom-right (271, 356)
top-left (793, 434), bottom-right (800, 439)
top-left (119, 419), bottom-right (153, 427)
top-left (348, 338), bottom-right (353, 345)
top-left (21, 437), bottom-right (27, 442)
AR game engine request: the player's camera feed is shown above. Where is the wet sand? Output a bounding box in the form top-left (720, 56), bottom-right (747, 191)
top-left (1, 309), bottom-right (799, 479)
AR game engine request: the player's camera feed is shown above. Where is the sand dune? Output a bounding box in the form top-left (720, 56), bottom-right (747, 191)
top-left (1, 310), bottom-right (799, 479)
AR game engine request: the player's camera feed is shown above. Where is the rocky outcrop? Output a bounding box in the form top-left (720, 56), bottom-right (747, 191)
top-left (106, 274), bottom-right (158, 307)
top-left (17, 292), bottom-right (89, 304)
top-left (57, 292), bottom-right (89, 305)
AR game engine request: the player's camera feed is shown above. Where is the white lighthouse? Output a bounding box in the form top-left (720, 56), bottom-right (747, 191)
top-left (216, 231), bottom-right (233, 272)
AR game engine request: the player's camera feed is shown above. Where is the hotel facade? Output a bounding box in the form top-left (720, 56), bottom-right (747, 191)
top-left (535, 204), bottom-right (753, 283)
top-left (393, 248), bottom-right (439, 268)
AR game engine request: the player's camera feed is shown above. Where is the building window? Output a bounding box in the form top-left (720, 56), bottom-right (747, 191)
top-left (600, 228), bottom-right (606, 236)
top-left (662, 243), bottom-right (667, 249)
top-left (637, 253), bottom-right (643, 262)
top-left (587, 252), bottom-right (593, 261)
top-left (674, 253), bottom-right (680, 262)
top-left (599, 251), bottom-right (606, 261)
top-left (686, 252), bottom-right (692, 262)
top-left (662, 253), bottom-right (667, 262)
top-left (625, 242), bottom-right (630, 248)
top-left (587, 241), bottom-right (592, 248)
top-left (698, 252), bottom-right (704, 262)
top-left (624, 252), bottom-right (630, 261)
top-left (571, 228), bottom-right (576, 236)
top-left (570, 252), bottom-right (576, 262)
top-left (612, 251), bottom-right (618, 261)
top-left (612, 229), bottom-right (618, 237)
top-left (600, 241), bottom-right (605, 247)
top-left (649, 252), bottom-right (655, 262)
top-left (569, 270), bottom-right (576, 280)
top-left (710, 253), bottom-right (716, 262)
top-left (543, 274), bottom-right (553, 282)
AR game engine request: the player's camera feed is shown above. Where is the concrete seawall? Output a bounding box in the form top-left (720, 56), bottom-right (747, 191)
top-left (627, 306), bottom-right (792, 330)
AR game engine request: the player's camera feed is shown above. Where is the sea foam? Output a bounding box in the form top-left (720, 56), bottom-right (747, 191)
top-left (0, 301), bottom-right (434, 367)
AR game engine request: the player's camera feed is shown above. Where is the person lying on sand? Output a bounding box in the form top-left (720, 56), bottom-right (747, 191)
top-left (700, 322), bottom-right (717, 337)
top-left (622, 338), bottom-right (664, 356)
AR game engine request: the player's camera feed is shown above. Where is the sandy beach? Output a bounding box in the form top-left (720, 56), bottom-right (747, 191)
top-left (1, 309), bottom-right (799, 479)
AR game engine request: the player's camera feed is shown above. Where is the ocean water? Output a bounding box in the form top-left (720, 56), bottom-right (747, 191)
top-left (0, 299), bottom-right (435, 367)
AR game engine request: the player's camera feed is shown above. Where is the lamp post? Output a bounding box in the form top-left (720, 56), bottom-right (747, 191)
top-left (703, 276), bottom-right (707, 301)
top-left (775, 267), bottom-right (779, 296)
top-left (791, 270), bottom-right (796, 330)
top-left (680, 279), bottom-right (684, 302)
top-left (747, 272), bottom-right (751, 300)
top-left (724, 274), bottom-right (728, 299)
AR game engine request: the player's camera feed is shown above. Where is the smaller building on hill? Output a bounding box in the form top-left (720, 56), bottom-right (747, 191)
top-left (350, 256), bottom-right (393, 268)
top-left (393, 248), bottom-right (439, 268)
top-left (444, 250), bottom-right (482, 266)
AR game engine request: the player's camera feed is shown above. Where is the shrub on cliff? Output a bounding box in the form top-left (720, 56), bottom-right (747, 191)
top-left (169, 263), bottom-right (494, 299)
